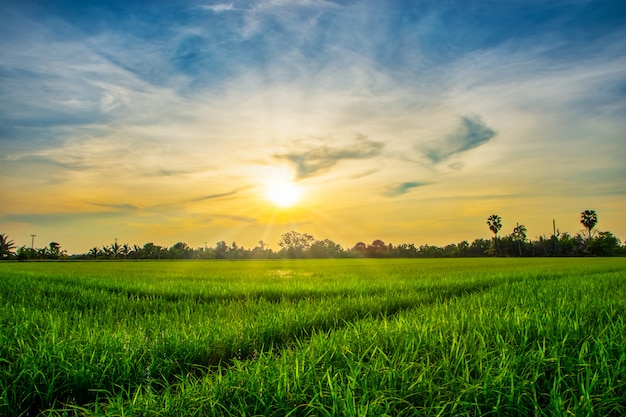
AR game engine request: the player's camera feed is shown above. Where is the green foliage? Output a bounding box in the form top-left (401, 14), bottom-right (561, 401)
top-left (1, 259), bottom-right (625, 416)
top-left (0, 234), bottom-right (16, 259)
top-left (588, 231), bottom-right (622, 256)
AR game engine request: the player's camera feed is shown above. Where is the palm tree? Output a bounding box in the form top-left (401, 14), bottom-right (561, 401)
top-left (0, 234), bottom-right (16, 259)
top-left (580, 210), bottom-right (598, 241)
top-left (112, 240), bottom-right (121, 259)
top-left (487, 214), bottom-right (502, 255)
top-left (121, 244), bottom-right (133, 259)
top-left (49, 242), bottom-right (61, 259)
top-left (89, 247), bottom-right (100, 260)
top-left (132, 245), bottom-right (142, 259)
top-left (512, 223), bottom-right (527, 257)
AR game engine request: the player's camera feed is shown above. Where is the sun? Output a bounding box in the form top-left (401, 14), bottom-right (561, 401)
top-left (266, 181), bottom-right (301, 208)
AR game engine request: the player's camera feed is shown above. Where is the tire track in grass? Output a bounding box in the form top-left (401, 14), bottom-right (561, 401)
top-left (4, 261), bottom-right (614, 415)
top-left (2, 277), bottom-right (507, 416)
top-left (157, 270), bottom-right (626, 417)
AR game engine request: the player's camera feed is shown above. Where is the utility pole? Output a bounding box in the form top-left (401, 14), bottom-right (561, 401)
top-left (30, 234), bottom-right (36, 249)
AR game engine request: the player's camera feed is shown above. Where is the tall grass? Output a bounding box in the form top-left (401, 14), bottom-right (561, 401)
top-left (0, 259), bottom-right (624, 416)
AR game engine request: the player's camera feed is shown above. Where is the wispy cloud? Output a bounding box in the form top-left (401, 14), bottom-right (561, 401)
top-left (198, 3), bottom-right (235, 13)
top-left (145, 167), bottom-right (211, 178)
top-left (238, 0), bottom-right (339, 38)
top-left (210, 213), bottom-right (258, 224)
top-left (420, 115), bottom-right (496, 164)
top-left (89, 202), bottom-right (138, 211)
top-left (189, 190), bottom-right (239, 202)
top-left (4, 154), bottom-right (86, 171)
top-left (3, 211), bottom-right (130, 225)
top-left (274, 134), bottom-right (385, 179)
top-left (384, 181), bottom-right (429, 197)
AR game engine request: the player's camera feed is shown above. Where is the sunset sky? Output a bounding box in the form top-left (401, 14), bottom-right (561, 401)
top-left (1, 0), bottom-right (625, 254)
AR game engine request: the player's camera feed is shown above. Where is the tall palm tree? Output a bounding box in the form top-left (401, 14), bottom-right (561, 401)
top-left (0, 234), bottom-right (16, 259)
top-left (512, 223), bottom-right (527, 257)
top-left (487, 214), bottom-right (502, 255)
top-left (580, 210), bottom-right (598, 241)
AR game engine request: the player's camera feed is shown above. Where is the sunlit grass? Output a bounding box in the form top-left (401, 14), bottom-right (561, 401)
top-left (0, 259), bottom-right (624, 416)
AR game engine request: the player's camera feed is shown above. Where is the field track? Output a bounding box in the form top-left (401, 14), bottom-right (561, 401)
top-left (1, 258), bottom-right (625, 416)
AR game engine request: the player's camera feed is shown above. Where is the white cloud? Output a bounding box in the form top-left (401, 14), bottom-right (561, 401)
top-left (198, 3), bottom-right (235, 13)
top-left (235, 0), bottom-right (339, 38)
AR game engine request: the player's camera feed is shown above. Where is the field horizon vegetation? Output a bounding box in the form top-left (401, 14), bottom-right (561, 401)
top-left (1, 211), bottom-right (624, 261)
top-left (1, 258), bottom-right (625, 416)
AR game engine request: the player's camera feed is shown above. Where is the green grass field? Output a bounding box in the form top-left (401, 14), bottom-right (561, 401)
top-left (1, 258), bottom-right (625, 416)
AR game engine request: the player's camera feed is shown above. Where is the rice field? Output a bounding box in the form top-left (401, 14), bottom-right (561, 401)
top-left (0, 258), bottom-right (625, 416)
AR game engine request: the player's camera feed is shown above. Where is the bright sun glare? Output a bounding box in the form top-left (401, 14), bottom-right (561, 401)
top-left (266, 181), bottom-right (301, 208)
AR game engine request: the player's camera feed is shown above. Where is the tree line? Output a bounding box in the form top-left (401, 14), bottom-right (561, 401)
top-left (1, 209), bottom-right (623, 260)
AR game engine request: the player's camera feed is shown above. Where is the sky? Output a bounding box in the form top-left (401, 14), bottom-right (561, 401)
top-left (1, 0), bottom-right (625, 254)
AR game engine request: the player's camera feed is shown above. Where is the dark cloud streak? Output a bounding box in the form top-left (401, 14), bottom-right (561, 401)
top-left (89, 202), bottom-right (138, 211)
top-left (189, 190), bottom-right (239, 202)
top-left (275, 134), bottom-right (385, 179)
top-left (422, 115), bottom-right (496, 163)
top-left (384, 181), bottom-right (428, 197)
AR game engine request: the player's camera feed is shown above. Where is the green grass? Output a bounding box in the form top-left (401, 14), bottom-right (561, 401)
top-left (0, 258), bottom-right (625, 416)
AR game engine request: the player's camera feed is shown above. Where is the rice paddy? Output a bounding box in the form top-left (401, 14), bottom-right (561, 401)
top-left (1, 258), bottom-right (625, 416)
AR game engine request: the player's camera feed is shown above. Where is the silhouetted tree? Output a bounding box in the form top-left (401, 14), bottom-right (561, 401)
top-left (120, 244), bottom-right (133, 259)
top-left (131, 245), bottom-right (142, 259)
top-left (366, 240), bottom-right (389, 257)
top-left (0, 234), bottom-right (16, 259)
top-left (309, 239), bottom-right (343, 258)
top-left (169, 242), bottom-right (192, 259)
top-left (16, 246), bottom-right (37, 260)
top-left (278, 231), bottom-right (315, 258)
top-left (48, 242), bottom-right (65, 259)
top-left (512, 223), bottom-right (527, 257)
top-left (214, 241), bottom-right (229, 259)
top-left (557, 232), bottom-right (583, 256)
top-left (444, 243), bottom-right (459, 257)
top-left (587, 231), bottom-right (621, 256)
top-left (351, 242), bottom-right (367, 257)
top-left (418, 244), bottom-right (445, 258)
top-left (580, 210), bottom-right (598, 241)
top-left (392, 243), bottom-right (418, 257)
top-left (469, 238), bottom-right (492, 256)
top-left (104, 240), bottom-right (122, 259)
top-left (457, 240), bottom-right (471, 257)
top-left (251, 241), bottom-right (272, 259)
top-left (89, 247), bottom-right (100, 260)
top-left (487, 214), bottom-right (502, 255)
top-left (142, 242), bottom-right (163, 259)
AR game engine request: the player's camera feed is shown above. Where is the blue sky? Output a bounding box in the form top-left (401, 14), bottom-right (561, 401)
top-left (1, 0), bottom-right (625, 253)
